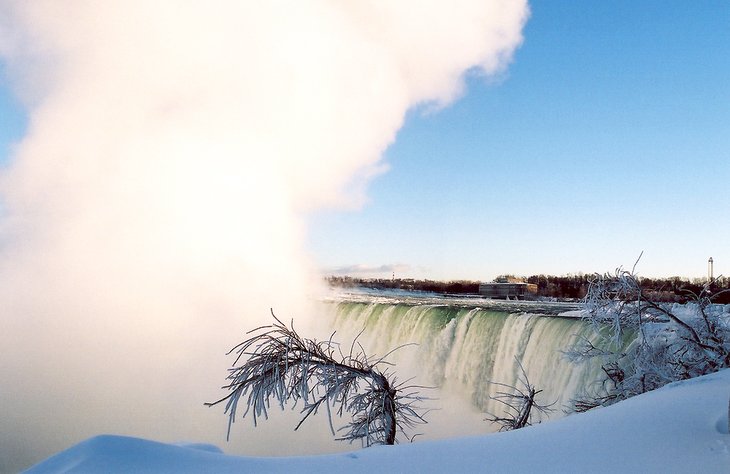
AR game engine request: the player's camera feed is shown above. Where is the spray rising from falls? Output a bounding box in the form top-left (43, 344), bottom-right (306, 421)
top-left (0, 1), bottom-right (529, 471)
top-left (325, 301), bottom-right (606, 425)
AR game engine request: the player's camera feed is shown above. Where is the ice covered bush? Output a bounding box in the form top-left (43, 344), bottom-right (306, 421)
top-left (567, 264), bottom-right (730, 411)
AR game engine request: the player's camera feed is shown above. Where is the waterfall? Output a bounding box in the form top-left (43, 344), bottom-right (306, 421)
top-left (324, 300), bottom-right (606, 426)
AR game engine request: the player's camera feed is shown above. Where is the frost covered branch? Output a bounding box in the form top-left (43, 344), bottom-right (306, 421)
top-left (206, 311), bottom-right (427, 446)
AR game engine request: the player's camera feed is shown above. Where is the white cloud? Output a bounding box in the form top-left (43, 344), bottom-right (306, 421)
top-left (328, 263), bottom-right (413, 276)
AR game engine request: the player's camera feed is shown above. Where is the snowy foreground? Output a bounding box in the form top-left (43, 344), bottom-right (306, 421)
top-left (27, 370), bottom-right (730, 473)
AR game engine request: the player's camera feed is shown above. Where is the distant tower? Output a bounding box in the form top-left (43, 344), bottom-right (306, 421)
top-left (708, 257), bottom-right (714, 282)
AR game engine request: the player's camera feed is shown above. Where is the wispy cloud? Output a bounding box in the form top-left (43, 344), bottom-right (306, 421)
top-left (328, 263), bottom-right (413, 276)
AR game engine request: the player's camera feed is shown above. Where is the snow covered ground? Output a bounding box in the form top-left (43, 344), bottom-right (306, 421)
top-left (26, 369), bottom-right (730, 473)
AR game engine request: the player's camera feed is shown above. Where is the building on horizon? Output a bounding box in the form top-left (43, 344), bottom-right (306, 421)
top-left (478, 280), bottom-right (538, 300)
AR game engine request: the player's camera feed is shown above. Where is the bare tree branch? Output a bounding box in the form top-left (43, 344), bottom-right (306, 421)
top-left (207, 311), bottom-right (427, 446)
top-left (485, 358), bottom-right (554, 431)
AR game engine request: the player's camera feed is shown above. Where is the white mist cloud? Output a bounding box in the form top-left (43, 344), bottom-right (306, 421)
top-left (0, 0), bottom-right (528, 470)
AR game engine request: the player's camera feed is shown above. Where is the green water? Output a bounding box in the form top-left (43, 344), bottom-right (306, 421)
top-left (326, 301), bottom-right (611, 420)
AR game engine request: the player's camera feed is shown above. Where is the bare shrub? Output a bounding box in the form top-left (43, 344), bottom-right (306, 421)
top-left (485, 359), bottom-right (554, 431)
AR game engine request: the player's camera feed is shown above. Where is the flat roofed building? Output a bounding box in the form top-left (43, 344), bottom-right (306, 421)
top-left (478, 282), bottom-right (528, 299)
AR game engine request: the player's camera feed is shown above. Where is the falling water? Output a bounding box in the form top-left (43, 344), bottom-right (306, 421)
top-left (323, 298), bottom-right (607, 425)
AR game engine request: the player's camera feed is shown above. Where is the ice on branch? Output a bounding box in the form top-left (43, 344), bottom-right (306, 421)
top-left (206, 311), bottom-right (427, 446)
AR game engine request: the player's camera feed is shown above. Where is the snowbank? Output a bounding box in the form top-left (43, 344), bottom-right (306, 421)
top-left (26, 369), bottom-right (730, 473)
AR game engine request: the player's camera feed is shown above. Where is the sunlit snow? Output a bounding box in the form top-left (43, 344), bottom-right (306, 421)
top-left (27, 369), bottom-right (730, 473)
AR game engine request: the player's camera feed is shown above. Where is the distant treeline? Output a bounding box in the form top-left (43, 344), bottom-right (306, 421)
top-left (327, 276), bottom-right (481, 295)
top-left (326, 274), bottom-right (730, 304)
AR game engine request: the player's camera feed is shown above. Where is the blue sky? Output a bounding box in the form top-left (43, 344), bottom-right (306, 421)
top-left (0, 63), bottom-right (25, 166)
top-left (1, 2), bottom-right (728, 281)
top-left (308, 1), bottom-right (730, 280)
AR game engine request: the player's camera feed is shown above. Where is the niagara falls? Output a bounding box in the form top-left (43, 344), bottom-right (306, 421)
top-left (1, 1), bottom-right (729, 472)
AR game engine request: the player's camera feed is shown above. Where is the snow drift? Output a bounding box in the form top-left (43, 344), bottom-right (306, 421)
top-left (26, 368), bottom-right (730, 473)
